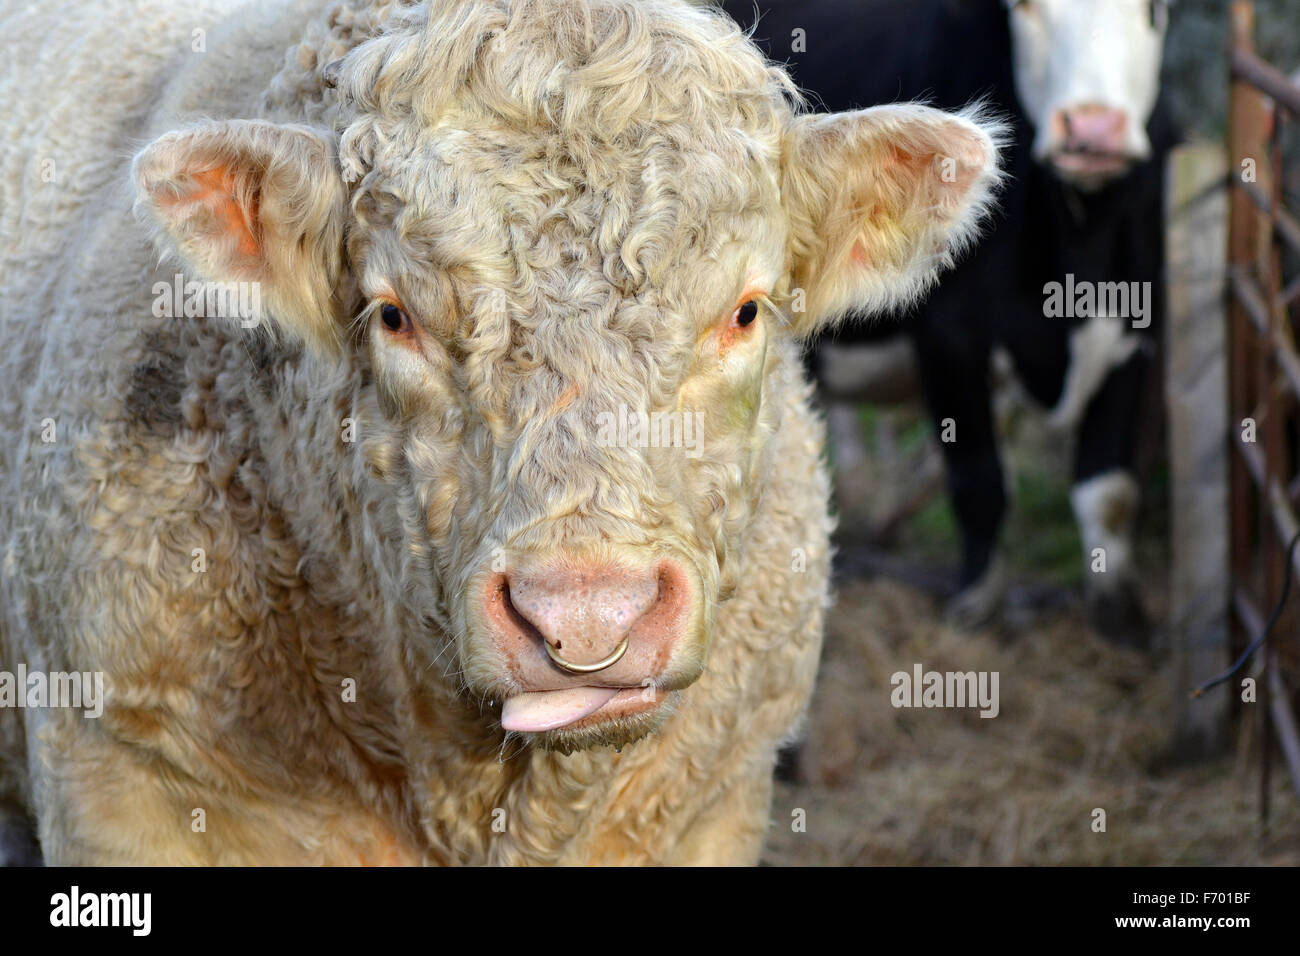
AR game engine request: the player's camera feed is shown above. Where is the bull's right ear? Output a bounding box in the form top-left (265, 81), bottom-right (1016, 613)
top-left (780, 104), bottom-right (1004, 336)
top-left (133, 119), bottom-right (348, 357)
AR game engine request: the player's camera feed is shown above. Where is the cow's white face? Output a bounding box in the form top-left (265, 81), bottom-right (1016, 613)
top-left (133, 0), bottom-right (1003, 753)
top-left (1005, 0), bottom-right (1170, 188)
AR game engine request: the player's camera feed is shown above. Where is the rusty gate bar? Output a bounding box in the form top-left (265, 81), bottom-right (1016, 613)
top-left (1226, 0), bottom-right (1300, 816)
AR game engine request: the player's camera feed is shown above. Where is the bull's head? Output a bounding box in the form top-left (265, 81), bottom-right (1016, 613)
top-left (1004, 0), bottom-right (1171, 188)
top-left (132, 0), bottom-right (1001, 752)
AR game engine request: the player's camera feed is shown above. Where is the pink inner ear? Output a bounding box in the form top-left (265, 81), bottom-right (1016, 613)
top-left (159, 167), bottom-right (261, 258)
top-left (848, 199), bottom-right (887, 267)
top-left (889, 134), bottom-right (985, 213)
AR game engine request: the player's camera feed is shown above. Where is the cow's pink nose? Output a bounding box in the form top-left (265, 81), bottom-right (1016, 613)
top-left (490, 560), bottom-right (692, 679)
top-left (1054, 103), bottom-right (1129, 155)
top-left (480, 558), bottom-right (698, 696)
top-left (506, 565), bottom-right (657, 670)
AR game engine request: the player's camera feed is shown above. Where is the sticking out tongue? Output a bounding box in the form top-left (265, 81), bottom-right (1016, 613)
top-left (501, 687), bottom-right (620, 732)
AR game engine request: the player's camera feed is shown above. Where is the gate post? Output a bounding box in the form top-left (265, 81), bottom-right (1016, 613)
top-left (1166, 143), bottom-right (1231, 758)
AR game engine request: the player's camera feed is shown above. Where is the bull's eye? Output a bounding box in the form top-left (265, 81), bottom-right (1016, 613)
top-left (380, 303), bottom-right (412, 334)
top-left (731, 300), bottom-right (759, 329)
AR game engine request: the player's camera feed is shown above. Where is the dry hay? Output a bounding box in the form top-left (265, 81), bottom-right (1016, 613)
top-left (763, 577), bottom-right (1300, 865)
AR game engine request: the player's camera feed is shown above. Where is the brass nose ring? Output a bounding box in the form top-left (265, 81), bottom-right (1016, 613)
top-left (545, 636), bottom-right (629, 674)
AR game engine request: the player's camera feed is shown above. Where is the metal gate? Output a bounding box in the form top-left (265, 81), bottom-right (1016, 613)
top-left (1226, 0), bottom-right (1300, 817)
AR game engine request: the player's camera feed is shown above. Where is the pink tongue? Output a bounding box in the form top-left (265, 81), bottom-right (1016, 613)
top-left (501, 687), bottom-right (620, 732)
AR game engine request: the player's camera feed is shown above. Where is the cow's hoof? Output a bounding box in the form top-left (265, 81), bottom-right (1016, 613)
top-left (1085, 580), bottom-right (1151, 650)
top-left (947, 559), bottom-right (1005, 631)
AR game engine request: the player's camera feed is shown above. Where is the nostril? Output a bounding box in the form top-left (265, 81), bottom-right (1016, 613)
top-left (495, 575), bottom-right (542, 643)
top-left (655, 560), bottom-right (687, 612)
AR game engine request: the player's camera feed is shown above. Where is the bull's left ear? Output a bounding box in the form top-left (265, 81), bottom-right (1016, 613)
top-left (781, 104), bottom-right (1004, 335)
top-left (133, 119), bottom-right (349, 357)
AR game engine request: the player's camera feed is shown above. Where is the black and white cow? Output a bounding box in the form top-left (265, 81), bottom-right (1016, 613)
top-left (722, 0), bottom-right (1176, 645)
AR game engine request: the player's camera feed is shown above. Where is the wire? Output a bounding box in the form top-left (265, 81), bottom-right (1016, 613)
top-left (1191, 529), bottom-right (1300, 698)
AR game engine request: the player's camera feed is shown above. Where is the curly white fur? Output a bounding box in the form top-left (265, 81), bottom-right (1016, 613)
top-left (0, 0), bottom-right (1000, 864)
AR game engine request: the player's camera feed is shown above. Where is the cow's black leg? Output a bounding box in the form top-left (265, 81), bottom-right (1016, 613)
top-left (1072, 347), bottom-right (1151, 648)
top-left (911, 328), bottom-right (1006, 626)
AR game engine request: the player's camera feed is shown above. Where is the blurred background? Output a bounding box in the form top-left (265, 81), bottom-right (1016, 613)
top-left (741, 0), bottom-right (1300, 865)
top-left (1166, 0), bottom-right (1300, 141)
